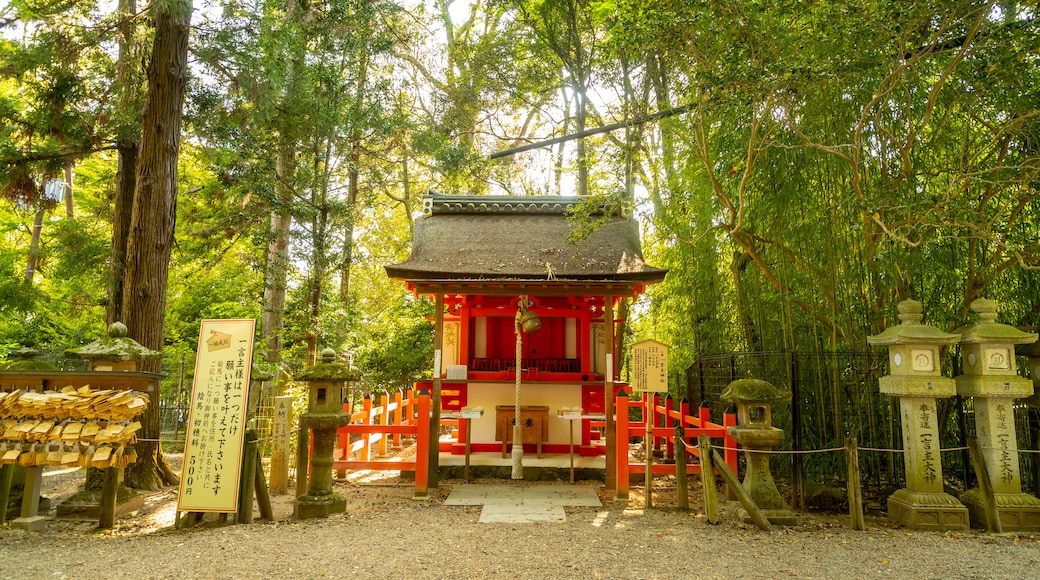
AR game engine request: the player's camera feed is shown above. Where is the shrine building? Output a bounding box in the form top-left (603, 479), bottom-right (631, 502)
top-left (385, 193), bottom-right (666, 476)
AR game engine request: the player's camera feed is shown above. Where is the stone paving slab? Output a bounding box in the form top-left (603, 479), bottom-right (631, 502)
top-left (478, 505), bottom-right (567, 523)
top-left (445, 484), bottom-right (601, 523)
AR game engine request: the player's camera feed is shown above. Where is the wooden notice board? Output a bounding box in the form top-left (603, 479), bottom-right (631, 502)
top-left (631, 339), bottom-right (669, 393)
top-left (177, 319), bottom-right (255, 513)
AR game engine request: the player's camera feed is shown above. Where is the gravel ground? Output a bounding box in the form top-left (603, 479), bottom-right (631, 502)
top-left (2, 455), bottom-right (1040, 580)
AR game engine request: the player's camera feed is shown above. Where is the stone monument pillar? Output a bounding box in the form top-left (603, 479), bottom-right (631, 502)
top-left (294, 348), bottom-right (356, 519)
top-left (954, 298), bottom-right (1040, 531)
top-left (868, 299), bottom-right (968, 531)
top-left (721, 378), bottom-right (798, 526)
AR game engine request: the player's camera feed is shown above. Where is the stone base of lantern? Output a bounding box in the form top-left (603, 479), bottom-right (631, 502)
top-left (887, 488), bottom-right (968, 531)
top-left (960, 489), bottom-right (1040, 532)
top-left (295, 492), bottom-right (347, 519)
top-left (735, 506), bottom-right (800, 527)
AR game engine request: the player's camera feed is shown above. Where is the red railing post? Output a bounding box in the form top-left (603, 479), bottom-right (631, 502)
top-left (414, 387), bottom-right (430, 499)
top-left (337, 401), bottom-right (351, 459)
top-left (664, 395), bottom-right (674, 459)
top-left (379, 392), bottom-right (390, 456)
top-left (393, 389), bottom-right (404, 448)
top-left (361, 394), bottom-right (373, 462)
top-left (723, 410), bottom-right (738, 475)
top-left (616, 386), bottom-right (630, 499)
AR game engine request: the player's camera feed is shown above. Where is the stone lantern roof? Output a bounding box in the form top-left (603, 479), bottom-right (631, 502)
top-left (64, 322), bottom-right (162, 362)
top-left (296, 348), bottom-right (359, 382)
top-left (953, 298), bottom-right (1039, 345)
top-left (720, 378), bottom-right (790, 404)
top-left (867, 299), bottom-right (960, 346)
top-left (1, 347), bottom-right (58, 371)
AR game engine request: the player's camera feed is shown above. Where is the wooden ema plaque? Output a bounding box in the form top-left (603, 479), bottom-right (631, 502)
top-left (495, 405), bottom-right (548, 458)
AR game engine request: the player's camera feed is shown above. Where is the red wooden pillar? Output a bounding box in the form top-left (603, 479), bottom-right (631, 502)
top-left (616, 385), bottom-right (629, 499)
top-left (414, 387), bottom-right (431, 499)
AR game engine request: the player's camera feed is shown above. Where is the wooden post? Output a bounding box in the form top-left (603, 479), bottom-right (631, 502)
top-left (968, 437), bottom-right (1002, 533)
top-left (254, 447), bottom-right (274, 521)
top-left (237, 430), bottom-right (258, 524)
top-left (845, 437), bottom-right (865, 531)
top-left (698, 434), bottom-right (719, 524)
top-left (99, 467), bottom-right (120, 529)
top-left (712, 449), bottom-right (773, 531)
top-left (0, 464), bottom-right (13, 525)
top-left (269, 395), bottom-right (292, 494)
top-left (463, 417), bottom-right (472, 483)
top-left (645, 392), bottom-right (653, 508)
top-left (19, 465), bottom-right (43, 520)
top-left (675, 425), bottom-right (688, 511)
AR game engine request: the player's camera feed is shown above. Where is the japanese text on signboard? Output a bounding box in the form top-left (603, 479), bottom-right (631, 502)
top-left (177, 319), bottom-right (254, 513)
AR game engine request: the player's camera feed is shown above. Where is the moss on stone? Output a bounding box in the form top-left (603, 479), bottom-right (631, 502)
top-left (720, 378), bottom-right (790, 403)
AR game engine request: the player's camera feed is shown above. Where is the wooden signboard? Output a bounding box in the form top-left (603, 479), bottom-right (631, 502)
top-left (631, 339), bottom-right (669, 393)
top-left (177, 319), bottom-right (255, 513)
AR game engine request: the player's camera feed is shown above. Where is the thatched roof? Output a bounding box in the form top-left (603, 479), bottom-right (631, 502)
top-left (385, 194), bottom-right (667, 284)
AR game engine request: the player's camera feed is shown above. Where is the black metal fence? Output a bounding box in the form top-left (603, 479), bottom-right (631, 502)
top-left (685, 351), bottom-right (1040, 505)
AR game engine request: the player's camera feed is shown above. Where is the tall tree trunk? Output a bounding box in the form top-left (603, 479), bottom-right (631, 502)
top-left (63, 165), bottom-right (74, 218)
top-left (260, 0), bottom-right (308, 392)
top-left (121, 0), bottom-right (192, 490)
top-left (107, 142), bottom-right (138, 325)
top-left (106, 0), bottom-right (140, 326)
top-left (24, 205), bottom-right (45, 284)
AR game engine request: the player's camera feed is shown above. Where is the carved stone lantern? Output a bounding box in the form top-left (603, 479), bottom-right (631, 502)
top-left (64, 322), bottom-right (161, 372)
top-left (720, 378), bottom-right (798, 526)
top-left (294, 348), bottom-right (358, 519)
top-left (954, 298), bottom-right (1040, 531)
top-left (868, 299), bottom-right (968, 531)
top-left (1, 348), bottom-right (58, 371)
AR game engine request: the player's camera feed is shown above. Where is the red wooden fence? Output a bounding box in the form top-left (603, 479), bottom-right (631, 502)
top-left (615, 386), bottom-right (738, 498)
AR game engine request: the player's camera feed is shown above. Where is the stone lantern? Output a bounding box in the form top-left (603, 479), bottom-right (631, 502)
top-left (61, 322), bottom-right (161, 518)
top-left (868, 299), bottom-right (968, 531)
top-left (954, 298), bottom-right (1040, 531)
top-left (2, 348), bottom-right (58, 371)
top-left (64, 322), bottom-right (161, 372)
top-left (294, 348), bottom-right (358, 519)
top-left (720, 378), bottom-right (798, 526)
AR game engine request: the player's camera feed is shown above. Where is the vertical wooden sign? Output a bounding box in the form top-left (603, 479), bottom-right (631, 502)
top-left (631, 339), bottom-right (669, 393)
top-left (177, 319), bottom-right (255, 513)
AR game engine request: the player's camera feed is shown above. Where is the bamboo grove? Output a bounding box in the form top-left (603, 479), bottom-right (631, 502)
top-left (1, 1), bottom-right (1038, 402)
